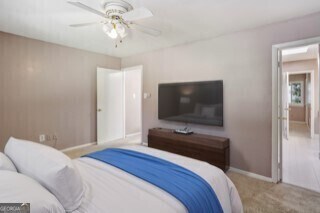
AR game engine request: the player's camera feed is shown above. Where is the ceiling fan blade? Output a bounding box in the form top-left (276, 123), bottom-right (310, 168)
top-left (68, 1), bottom-right (107, 18)
top-left (130, 23), bottom-right (161, 37)
top-left (122, 8), bottom-right (153, 21)
top-left (69, 22), bottom-right (100, 27)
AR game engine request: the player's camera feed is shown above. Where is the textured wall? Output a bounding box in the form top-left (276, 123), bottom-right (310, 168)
top-left (0, 32), bottom-right (121, 151)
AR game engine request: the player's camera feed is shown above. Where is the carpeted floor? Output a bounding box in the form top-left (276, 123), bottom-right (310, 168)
top-left (227, 172), bottom-right (320, 213)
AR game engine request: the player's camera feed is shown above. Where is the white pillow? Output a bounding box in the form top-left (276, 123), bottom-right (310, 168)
top-left (0, 171), bottom-right (65, 213)
top-left (0, 152), bottom-right (17, 172)
top-left (5, 137), bottom-right (84, 212)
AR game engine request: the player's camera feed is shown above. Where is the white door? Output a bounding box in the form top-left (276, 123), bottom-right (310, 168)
top-left (97, 67), bottom-right (124, 144)
top-left (318, 44), bottom-right (320, 159)
top-left (309, 71), bottom-right (315, 138)
top-left (282, 71), bottom-right (289, 140)
top-left (278, 49), bottom-right (286, 182)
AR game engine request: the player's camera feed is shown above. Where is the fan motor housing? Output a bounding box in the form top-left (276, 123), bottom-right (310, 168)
top-left (102, 0), bottom-right (133, 18)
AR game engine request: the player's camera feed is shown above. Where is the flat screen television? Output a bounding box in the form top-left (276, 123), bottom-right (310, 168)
top-left (158, 80), bottom-right (223, 126)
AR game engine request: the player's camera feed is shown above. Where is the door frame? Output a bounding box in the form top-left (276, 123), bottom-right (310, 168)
top-left (97, 65), bottom-right (143, 144)
top-left (287, 70), bottom-right (315, 138)
top-left (121, 65), bottom-right (143, 139)
top-left (97, 67), bottom-right (124, 144)
top-left (272, 36), bottom-right (320, 183)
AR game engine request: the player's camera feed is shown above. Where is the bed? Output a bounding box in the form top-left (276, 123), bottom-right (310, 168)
top-left (1, 138), bottom-right (243, 213)
top-left (74, 145), bottom-right (242, 213)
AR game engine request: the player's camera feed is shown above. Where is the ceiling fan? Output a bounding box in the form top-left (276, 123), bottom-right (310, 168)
top-left (68, 0), bottom-right (161, 46)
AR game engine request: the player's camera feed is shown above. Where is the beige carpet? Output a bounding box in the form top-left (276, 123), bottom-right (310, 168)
top-left (227, 172), bottom-right (320, 213)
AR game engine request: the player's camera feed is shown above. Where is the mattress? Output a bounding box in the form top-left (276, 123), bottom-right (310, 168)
top-left (73, 145), bottom-right (243, 213)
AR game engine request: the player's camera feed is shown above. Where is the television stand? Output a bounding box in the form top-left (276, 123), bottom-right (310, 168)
top-left (148, 128), bottom-right (229, 171)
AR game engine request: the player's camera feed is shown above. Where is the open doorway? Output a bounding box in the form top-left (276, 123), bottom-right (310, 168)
top-left (273, 42), bottom-right (320, 192)
top-left (287, 72), bottom-right (313, 137)
top-left (281, 45), bottom-right (319, 191)
top-left (97, 66), bottom-right (143, 145)
top-left (123, 66), bottom-right (143, 143)
top-left (284, 69), bottom-right (315, 139)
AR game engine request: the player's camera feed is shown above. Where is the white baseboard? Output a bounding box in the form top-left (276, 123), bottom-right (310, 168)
top-left (60, 142), bottom-right (96, 152)
top-left (229, 167), bottom-right (273, 182)
top-left (125, 132), bottom-right (141, 138)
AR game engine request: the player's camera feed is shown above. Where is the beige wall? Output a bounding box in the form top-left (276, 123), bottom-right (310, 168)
top-left (0, 32), bottom-right (121, 151)
top-left (125, 69), bottom-right (142, 135)
top-left (122, 12), bottom-right (320, 177)
top-left (289, 106), bottom-right (305, 122)
top-left (283, 59), bottom-right (319, 131)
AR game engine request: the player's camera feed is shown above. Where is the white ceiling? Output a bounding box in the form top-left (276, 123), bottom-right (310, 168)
top-left (1, 0), bottom-right (320, 58)
top-left (283, 45), bottom-right (319, 62)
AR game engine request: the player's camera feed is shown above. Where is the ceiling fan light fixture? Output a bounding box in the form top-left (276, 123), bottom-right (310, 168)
top-left (102, 22), bottom-right (127, 39)
top-left (102, 23), bottom-right (112, 33)
top-left (68, 0), bottom-right (161, 44)
top-left (116, 24), bottom-right (127, 38)
top-left (108, 28), bottom-right (118, 39)
top-left (102, 22), bottom-right (118, 39)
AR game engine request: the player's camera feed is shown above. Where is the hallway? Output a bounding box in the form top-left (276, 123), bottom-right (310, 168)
top-left (282, 122), bottom-right (320, 192)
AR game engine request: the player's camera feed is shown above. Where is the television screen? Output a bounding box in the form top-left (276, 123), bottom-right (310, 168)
top-left (158, 80), bottom-right (223, 126)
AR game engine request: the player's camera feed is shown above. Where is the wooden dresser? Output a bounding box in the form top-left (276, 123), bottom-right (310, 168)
top-left (148, 128), bottom-right (230, 171)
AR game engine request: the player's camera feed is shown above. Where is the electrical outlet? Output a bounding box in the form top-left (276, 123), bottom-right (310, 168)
top-left (52, 134), bottom-right (58, 148)
top-left (46, 135), bottom-right (51, 141)
top-left (39, 134), bottom-right (46, 143)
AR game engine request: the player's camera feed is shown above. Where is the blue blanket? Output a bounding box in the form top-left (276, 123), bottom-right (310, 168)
top-left (84, 148), bottom-right (223, 213)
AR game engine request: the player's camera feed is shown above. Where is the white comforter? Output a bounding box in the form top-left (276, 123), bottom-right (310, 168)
top-left (73, 145), bottom-right (243, 213)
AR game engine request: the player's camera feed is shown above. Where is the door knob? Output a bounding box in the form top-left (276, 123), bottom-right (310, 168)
top-left (97, 109), bottom-right (102, 112)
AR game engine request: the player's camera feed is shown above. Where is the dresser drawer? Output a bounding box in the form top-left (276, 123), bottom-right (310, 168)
top-left (148, 133), bottom-right (229, 171)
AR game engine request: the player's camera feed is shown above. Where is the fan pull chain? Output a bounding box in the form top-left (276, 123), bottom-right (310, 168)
top-left (115, 39), bottom-right (123, 48)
